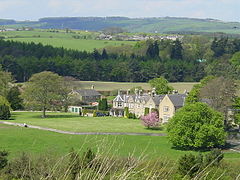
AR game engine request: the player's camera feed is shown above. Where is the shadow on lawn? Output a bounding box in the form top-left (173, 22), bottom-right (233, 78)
top-left (145, 126), bottom-right (164, 132)
top-left (30, 114), bottom-right (81, 119)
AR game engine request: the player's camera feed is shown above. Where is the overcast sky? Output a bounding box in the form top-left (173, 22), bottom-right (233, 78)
top-left (0, 0), bottom-right (239, 22)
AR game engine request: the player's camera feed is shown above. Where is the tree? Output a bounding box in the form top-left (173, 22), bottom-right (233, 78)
top-left (124, 107), bottom-right (129, 118)
top-left (211, 38), bottom-right (228, 57)
top-left (149, 77), bottom-right (173, 94)
top-left (170, 39), bottom-right (183, 60)
top-left (0, 150), bottom-right (8, 170)
top-left (146, 41), bottom-right (159, 59)
top-left (0, 104), bottom-right (11, 120)
top-left (185, 76), bottom-right (215, 104)
top-left (141, 112), bottom-right (159, 129)
top-left (178, 149), bottom-right (223, 178)
top-left (102, 48), bottom-right (108, 59)
top-left (144, 107), bottom-right (150, 115)
top-left (167, 102), bottom-right (226, 149)
top-left (7, 86), bottom-right (23, 110)
top-left (0, 95), bottom-right (11, 120)
top-left (0, 68), bottom-right (13, 97)
top-left (178, 153), bottom-right (203, 178)
top-left (231, 97), bottom-right (240, 130)
top-left (92, 49), bottom-right (101, 60)
top-left (22, 71), bottom-right (63, 118)
top-left (59, 76), bottom-right (77, 112)
top-left (199, 76), bottom-right (237, 120)
top-left (230, 51), bottom-right (240, 66)
top-left (98, 98), bottom-right (108, 111)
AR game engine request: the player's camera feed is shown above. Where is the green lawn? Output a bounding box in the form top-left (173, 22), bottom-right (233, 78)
top-left (7, 112), bottom-right (164, 134)
top-left (78, 81), bottom-right (198, 93)
top-left (0, 123), bottom-right (239, 163)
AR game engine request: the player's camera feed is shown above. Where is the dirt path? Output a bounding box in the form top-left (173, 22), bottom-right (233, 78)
top-left (0, 121), bottom-right (166, 136)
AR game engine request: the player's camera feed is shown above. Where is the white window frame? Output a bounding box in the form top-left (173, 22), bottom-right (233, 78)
top-left (163, 106), bottom-right (169, 112)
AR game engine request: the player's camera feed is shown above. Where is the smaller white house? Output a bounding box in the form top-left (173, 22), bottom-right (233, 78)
top-left (68, 106), bottom-right (82, 114)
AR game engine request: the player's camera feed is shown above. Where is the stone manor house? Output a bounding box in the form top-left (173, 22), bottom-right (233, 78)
top-left (110, 89), bottom-right (187, 123)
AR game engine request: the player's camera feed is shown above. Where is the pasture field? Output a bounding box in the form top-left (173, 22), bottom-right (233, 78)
top-left (6, 112), bottom-right (164, 134)
top-left (1, 30), bottom-right (136, 51)
top-left (78, 81), bottom-right (198, 93)
top-left (0, 123), bottom-right (239, 162)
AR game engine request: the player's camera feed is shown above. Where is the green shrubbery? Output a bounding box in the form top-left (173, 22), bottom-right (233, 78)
top-left (144, 108), bottom-right (149, 116)
top-left (178, 149), bottom-right (224, 178)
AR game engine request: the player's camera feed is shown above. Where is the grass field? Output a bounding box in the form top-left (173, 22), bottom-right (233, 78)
top-left (1, 30), bottom-right (136, 51)
top-left (78, 81), bottom-right (198, 93)
top-left (0, 123), bottom-right (239, 163)
top-left (6, 112), bottom-right (164, 134)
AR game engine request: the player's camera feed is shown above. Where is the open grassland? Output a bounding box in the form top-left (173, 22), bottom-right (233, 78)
top-left (78, 81), bottom-right (199, 93)
top-left (6, 112), bottom-right (164, 134)
top-left (1, 30), bottom-right (136, 51)
top-left (0, 123), bottom-right (239, 163)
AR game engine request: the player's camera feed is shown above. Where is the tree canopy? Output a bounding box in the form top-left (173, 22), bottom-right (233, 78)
top-left (167, 102), bottom-right (226, 149)
top-left (149, 77), bottom-right (173, 94)
top-left (22, 71), bottom-right (63, 118)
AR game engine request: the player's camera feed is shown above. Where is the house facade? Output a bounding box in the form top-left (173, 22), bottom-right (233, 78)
top-left (111, 89), bottom-right (187, 123)
top-left (159, 94), bottom-right (186, 123)
top-left (70, 88), bottom-right (101, 104)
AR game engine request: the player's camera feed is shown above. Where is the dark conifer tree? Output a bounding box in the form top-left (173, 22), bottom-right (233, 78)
top-left (101, 48), bottom-right (108, 59)
top-left (170, 39), bottom-right (183, 60)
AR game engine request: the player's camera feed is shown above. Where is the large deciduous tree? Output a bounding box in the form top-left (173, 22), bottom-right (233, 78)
top-left (167, 102), bottom-right (226, 149)
top-left (199, 76), bottom-right (237, 120)
top-left (185, 75), bottom-right (215, 104)
top-left (149, 77), bottom-right (173, 94)
top-left (22, 71), bottom-right (63, 118)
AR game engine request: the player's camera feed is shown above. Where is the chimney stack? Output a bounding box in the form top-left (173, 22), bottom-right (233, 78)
top-left (127, 89), bottom-right (130, 95)
top-left (152, 88), bottom-right (156, 97)
top-left (135, 88), bottom-right (139, 96)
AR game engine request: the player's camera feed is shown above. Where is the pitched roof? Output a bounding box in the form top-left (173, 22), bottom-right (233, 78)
top-left (152, 95), bottom-right (165, 105)
top-left (74, 89), bottom-right (101, 96)
top-left (167, 94), bottom-right (187, 107)
top-left (113, 95), bottom-right (125, 102)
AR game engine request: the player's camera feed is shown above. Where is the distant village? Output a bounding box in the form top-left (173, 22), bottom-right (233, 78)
top-left (96, 33), bottom-right (183, 41)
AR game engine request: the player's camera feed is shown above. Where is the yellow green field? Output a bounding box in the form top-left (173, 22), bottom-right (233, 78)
top-left (78, 81), bottom-right (198, 93)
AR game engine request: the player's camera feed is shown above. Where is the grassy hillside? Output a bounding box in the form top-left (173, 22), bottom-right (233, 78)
top-left (1, 30), bottom-right (135, 51)
top-left (2, 17), bottom-right (240, 34)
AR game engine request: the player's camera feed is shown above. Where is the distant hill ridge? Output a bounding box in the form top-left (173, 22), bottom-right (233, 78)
top-left (1, 16), bottom-right (240, 34)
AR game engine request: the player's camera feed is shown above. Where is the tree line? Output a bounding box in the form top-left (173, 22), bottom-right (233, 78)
top-left (1, 36), bottom-right (240, 83)
top-left (0, 39), bottom-right (205, 83)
